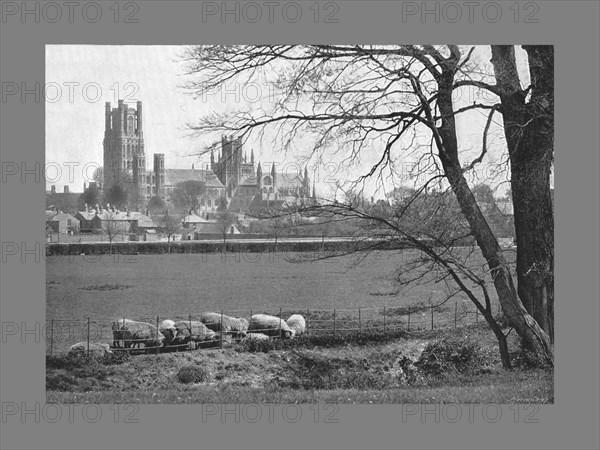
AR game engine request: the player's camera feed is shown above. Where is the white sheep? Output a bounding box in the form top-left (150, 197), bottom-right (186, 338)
top-left (172, 320), bottom-right (217, 349)
top-left (111, 318), bottom-right (136, 348)
top-left (200, 312), bottom-right (249, 338)
top-left (286, 314), bottom-right (306, 338)
top-left (159, 319), bottom-right (177, 344)
top-left (112, 319), bottom-right (165, 349)
top-left (68, 342), bottom-right (112, 357)
top-left (245, 332), bottom-right (270, 341)
top-left (248, 314), bottom-right (293, 339)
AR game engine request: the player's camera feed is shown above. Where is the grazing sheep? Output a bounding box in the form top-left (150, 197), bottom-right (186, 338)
top-left (248, 314), bottom-right (293, 339)
top-left (112, 319), bottom-right (165, 349)
top-left (159, 319), bottom-right (177, 344)
top-left (286, 314), bottom-right (306, 338)
top-left (200, 312), bottom-right (249, 338)
top-left (172, 320), bottom-right (217, 349)
top-left (69, 342), bottom-right (112, 357)
top-left (245, 332), bottom-right (270, 341)
top-left (111, 318), bottom-right (136, 348)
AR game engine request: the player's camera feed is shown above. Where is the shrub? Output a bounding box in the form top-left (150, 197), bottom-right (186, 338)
top-left (46, 351), bottom-right (130, 369)
top-left (415, 338), bottom-right (484, 377)
top-left (177, 365), bottom-right (210, 384)
top-left (513, 340), bottom-right (553, 370)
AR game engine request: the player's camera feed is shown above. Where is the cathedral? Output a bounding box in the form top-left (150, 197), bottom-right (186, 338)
top-left (102, 100), bottom-right (316, 215)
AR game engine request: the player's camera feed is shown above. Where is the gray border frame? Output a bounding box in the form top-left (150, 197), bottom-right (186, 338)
top-left (1, 1), bottom-right (599, 449)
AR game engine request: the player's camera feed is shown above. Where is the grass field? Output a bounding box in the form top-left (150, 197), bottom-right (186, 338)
top-left (46, 249), bottom-right (550, 404)
top-left (46, 250), bottom-right (498, 352)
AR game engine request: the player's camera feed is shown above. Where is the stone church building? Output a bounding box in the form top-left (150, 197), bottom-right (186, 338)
top-left (102, 100), bottom-right (316, 216)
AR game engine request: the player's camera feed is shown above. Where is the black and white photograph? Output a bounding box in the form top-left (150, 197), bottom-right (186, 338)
top-left (45, 44), bottom-right (555, 405)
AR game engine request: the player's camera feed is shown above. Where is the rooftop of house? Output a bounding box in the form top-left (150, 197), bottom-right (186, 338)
top-left (164, 169), bottom-right (225, 188)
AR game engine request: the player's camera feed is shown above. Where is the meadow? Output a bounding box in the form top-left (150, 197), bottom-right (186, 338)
top-left (46, 248), bottom-right (552, 404)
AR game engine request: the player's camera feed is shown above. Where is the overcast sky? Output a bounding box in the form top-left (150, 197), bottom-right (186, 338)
top-left (46, 45), bottom-right (549, 199)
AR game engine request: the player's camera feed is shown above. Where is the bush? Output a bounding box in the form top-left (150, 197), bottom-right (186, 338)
top-left (46, 352), bottom-right (127, 391)
top-left (46, 351), bottom-right (130, 371)
top-left (513, 341), bottom-right (553, 370)
top-left (415, 338), bottom-right (485, 377)
top-left (177, 365), bottom-right (210, 384)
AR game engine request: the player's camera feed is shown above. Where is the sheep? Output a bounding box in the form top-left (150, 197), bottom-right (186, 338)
top-left (159, 319), bottom-right (177, 345)
top-left (111, 318), bottom-right (136, 348)
top-left (286, 314), bottom-right (306, 338)
top-left (172, 320), bottom-right (217, 349)
top-left (199, 312), bottom-right (249, 338)
top-left (68, 342), bottom-right (112, 357)
top-left (112, 319), bottom-right (165, 350)
top-left (245, 332), bottom-right (270, 341)
top-left (248, 314), bottom-right (293, 339)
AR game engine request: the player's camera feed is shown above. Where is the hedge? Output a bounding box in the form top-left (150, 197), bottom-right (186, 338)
top-left (44, 239), bottom-right (414, 257)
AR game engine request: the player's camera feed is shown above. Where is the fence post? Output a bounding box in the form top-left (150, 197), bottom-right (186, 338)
top-left (358, 308), bottom-right (361, 335)
top-left (454, 301), bottom-right (458, 328)
top-left (220, 310), bottom-right (224, 348)
top-left (306, 309), bottom-right (310, 336)
top-left (475, 308), bottom-right (479, 323)
top-left (189, 313), bottom-right (193, 352)
top-left (383, 307), bottom-right (386, 336)
top-left (431, 304), bottom-right (434, 330)
top-left (87, 317), bottom-right (90, 358)
top-left (50, 319), bottom-right (54, 357)
top-left (333, 309), bottom-right (336, 333)
top-left (156, 316), bottom-right (160, 355)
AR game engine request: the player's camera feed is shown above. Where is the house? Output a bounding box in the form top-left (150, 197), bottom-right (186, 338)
top-left (193, 222), bottom-right (241, 238)
top-left (46, 212), bottom-right (80, 234)
top-left (76, 207), bottom-right (154, 234)
top-left (75, 211), bottom-right (102, 233)
top-left (182, 213), bottom-right (208, 228)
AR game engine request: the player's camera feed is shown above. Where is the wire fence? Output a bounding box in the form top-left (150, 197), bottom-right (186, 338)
top-left (46, 300), bottom-right (503, 357)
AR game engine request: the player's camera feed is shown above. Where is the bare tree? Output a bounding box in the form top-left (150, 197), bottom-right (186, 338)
top-left (182, 45), bottom-right (554, 364)
top-left (103, 212), bottom-right (127, 254)
top-left (490, 45), bottom-right (554, 342)
top-left (157, 211), bottom-right (182, 254)
top-left (215, 210), bottom-right (237, 247)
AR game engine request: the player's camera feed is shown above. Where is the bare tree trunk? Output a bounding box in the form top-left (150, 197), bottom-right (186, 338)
top-left (491, 45), bottom-right (554, 342)
top-left (435, 79), bottom-right (553, 364)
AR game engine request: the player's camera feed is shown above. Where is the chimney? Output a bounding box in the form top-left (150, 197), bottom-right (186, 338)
top-left (51, 185), bottom-right (56, 195)
top-left (126, 208), bottom-right (130, 217)
top-left (84, 203), bottom-right (88, 212)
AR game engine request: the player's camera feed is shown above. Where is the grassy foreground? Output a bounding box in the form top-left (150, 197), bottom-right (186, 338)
top-left (47, 324), bottom-right (553, 404)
